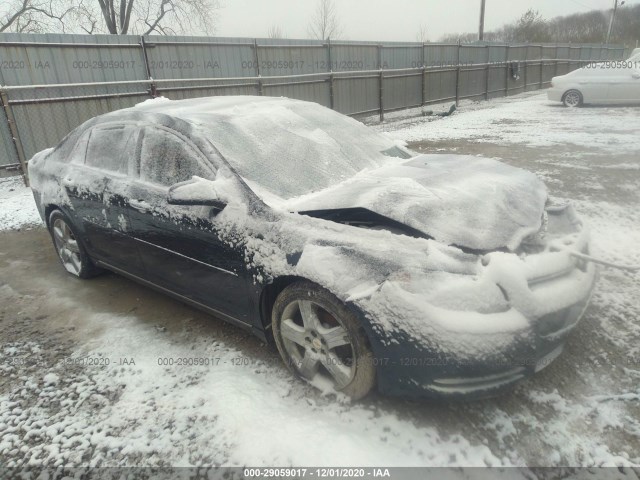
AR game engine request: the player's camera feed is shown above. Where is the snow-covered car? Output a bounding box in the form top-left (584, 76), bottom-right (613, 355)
top-left (28, 96), bottom-right (596, 400)
top-left (548, 59), bottom-right (640, 107)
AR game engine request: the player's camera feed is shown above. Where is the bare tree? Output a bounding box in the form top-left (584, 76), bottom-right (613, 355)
top-left (267, 24), bottom-right (284, 39)
top-left (441, 4), bottom-right (639, 45)
top-left (416, 24), bottom-right (428, 43)
top-left (1, 0), bottom-right (219, 35)
top-left (307, 0), bottom-right (341, 40)
top-left (439, 32), bottom-right (477, 44)
top-left (71, 0), bottom-right (99, 33)
top-left (1, 0), bottom-right (75, 33)
top-left (513, 9), bottom-right (547, 42)
top-left (89, 0), bottom-right (220, 35)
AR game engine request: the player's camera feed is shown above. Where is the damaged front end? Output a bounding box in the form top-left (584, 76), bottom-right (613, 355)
top-left (353, 203), bottom-right (596, 399)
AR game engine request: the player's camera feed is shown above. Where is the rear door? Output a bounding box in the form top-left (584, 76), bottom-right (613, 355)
top-left (64, 123), bottom-right (142, 270)
top-left (62, 128), bottom-right (104, 231)
top-left (576, 66), bottom-right (612, 103)
top-left (126, 125), bottom-right (252, 323)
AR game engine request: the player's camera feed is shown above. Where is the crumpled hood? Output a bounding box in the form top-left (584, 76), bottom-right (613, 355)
top-left (285, 154), bottom-right (548, 251)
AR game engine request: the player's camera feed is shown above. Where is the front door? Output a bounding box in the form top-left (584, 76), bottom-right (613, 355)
top-left (125, 125), bottom-right (252, 323)
top-left (577, 67), bottom-right (612, 103)
top-left (608, 67), bottom-right (640, 104)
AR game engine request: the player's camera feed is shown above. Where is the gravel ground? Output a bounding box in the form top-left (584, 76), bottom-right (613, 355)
top-left (1, 92), bottom-right (639, 472)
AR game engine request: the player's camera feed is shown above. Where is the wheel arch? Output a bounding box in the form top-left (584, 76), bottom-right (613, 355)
top-left (259, 275), bottom-right (380, 356)
top-left (562, 87), bottom-right (584, 105)
top-left (44, 204), bottom-right (80, 230)
top-left (44, 204), bottom-right (62, 228)
top-left (259, 275), bottom-right (308, 342)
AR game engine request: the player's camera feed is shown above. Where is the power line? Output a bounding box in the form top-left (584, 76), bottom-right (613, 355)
top-left (567, 0), bottom-right (597, 10)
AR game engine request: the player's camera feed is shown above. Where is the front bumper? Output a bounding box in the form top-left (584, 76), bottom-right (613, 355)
top-left (422, 287), bottom-right (593, 398)
top-left (358, 213), bottom-right (597, 399)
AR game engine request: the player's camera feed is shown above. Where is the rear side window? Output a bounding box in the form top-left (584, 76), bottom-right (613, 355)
top-left (139, 127), bottom-right (212, 187)
top-left (85, 125), bottom-right (137, 174)
top-left (69, 130), bottom-right (91, 164)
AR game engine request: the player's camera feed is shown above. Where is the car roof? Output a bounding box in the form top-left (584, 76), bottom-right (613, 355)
top-left (124, 95), bottom-right (313, 122)
top-left (90, 95), bottom-right (322, 136)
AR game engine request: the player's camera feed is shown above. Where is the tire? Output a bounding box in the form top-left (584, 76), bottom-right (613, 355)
top-left (272, 281), bottom-right (376, 400)
top-left (562, 89), bottom-right (583, 108)
top-left (48, 210), bottom-right (102, 279)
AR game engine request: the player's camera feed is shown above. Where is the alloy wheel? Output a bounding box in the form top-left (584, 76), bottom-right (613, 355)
top-left (564, 91), bottom-right (581, 108)
top-left (52, 218), bottom-right (82, 275)
top-left (279, 299), bottom-right (355, 389)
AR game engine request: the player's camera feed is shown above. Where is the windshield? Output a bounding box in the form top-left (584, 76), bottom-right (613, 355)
top-left (198, 100), bottom-right (411, 199)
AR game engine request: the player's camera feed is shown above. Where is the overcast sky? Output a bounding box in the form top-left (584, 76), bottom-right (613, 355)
top-left (216, 0), bottom-right (639, 41)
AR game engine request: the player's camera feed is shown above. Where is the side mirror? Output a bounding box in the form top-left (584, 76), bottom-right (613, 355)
top-left (167, 177), bottom-right (227, 210)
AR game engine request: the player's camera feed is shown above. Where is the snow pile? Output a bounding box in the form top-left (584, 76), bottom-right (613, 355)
top-left (0, 176), bottom-right (42, 231)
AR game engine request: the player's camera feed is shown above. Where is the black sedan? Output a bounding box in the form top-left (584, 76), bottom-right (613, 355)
top-left (28, 96), bottom-right (596, 399)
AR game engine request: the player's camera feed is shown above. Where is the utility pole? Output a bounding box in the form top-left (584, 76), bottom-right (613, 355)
top-left (479, 0), bottom-right (486, 41)
top-left (606, 0), bottom-right (625, 44)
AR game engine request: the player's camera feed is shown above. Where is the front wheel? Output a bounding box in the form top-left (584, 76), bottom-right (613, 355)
top-left (49, 210), bottom-right (101, 279)
top-left (272, 281), bottom-right (376, 400)
top-left (562, 89), bottom-right (583, 108)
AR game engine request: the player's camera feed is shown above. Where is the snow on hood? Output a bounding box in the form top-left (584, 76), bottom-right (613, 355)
top-left (284, 154), bottom-right (548, 251)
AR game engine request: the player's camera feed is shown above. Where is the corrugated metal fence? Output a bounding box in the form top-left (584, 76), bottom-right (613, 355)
top-left (0, 33), bottom-right (627, 180)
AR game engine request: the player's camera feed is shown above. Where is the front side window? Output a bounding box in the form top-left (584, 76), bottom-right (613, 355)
top-left (139, 127), bottom-right (213, 187)
top-left (85, 125), bottom-right (137, 174)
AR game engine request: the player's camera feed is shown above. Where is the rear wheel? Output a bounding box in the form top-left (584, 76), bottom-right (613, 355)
top-left (49, 210), bottom-right (101, 279)
top-left (562, 89), bottom-right (583, 108)
top-left (272, 281), bottom-right (376, 400)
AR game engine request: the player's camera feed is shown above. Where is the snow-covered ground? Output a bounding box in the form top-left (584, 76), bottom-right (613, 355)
top-left (376, 92), bottom-right (640, 156)
top-left (0, 176), bottom-right (42, 231)
top-left (1, 92), bottom-right (639, 472)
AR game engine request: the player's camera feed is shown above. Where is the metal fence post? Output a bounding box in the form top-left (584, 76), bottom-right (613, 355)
top-left (504, 45), bottom-right (510, 97)
top-left (0, 88), bottom-right (29, 186)
top-left (327, 38), bottom-right (334, 110)
top-left (378, 44), bottom-right (384, 122)
top-left (523, 46), bottom-right (528, 92)
top-left (554, 45), bottom-right (559, 79)
top-left (421, 43), bottom-right (426, 106)
top-left (140, 36), bottom-right (158, 97)
top-left (485, 44), bottom-right (490, 100)
top-left (140, 37), bottom-right (151, 79)
top-left (539, 45), bottom-right (543, 89)
top-left (455, 40), bottom-right (461, 107)
top-left (253, 39), bottom-right (263, 96)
